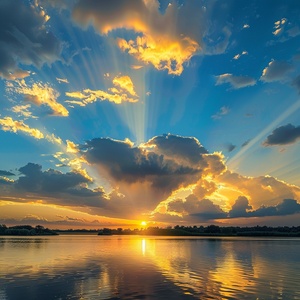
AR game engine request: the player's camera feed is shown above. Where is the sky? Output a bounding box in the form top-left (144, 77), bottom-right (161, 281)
top-left (1, 0), bottom-right (300, 229)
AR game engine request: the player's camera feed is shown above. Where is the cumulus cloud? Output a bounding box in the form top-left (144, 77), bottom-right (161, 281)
top-left (261, 60), bottom-right (294, 82)
top-left (263, 124), bottom-right (300, 146)
top-left (71, 0), bottom-right (233, 75)
top-left (259, 198), bottom-right (300, 216)
top-left (1, 134), bottom-right (300, 223)
top-left (143, 134), bottom-right (208, 165)
top-left (81, 137), bottom-right (201, 188)
top-left (229, 196), bottom-right (252, 218)
top-left (215, 73), bottom-right (256, 89)
top-left (66, 75), bottom-right (138, 106)
top-left (218, 170), bottom-right (300, 209)
top-left (168, 195), bottom-right (227, 220)
top-left (0, 117), bottom-right (44, 139)
top-left (230, 198), bottom-right (300, 218)
top-left (12, 163), bottom-right (107, 208)
top-left (0, 0), bottom-right (62, 79)
top-left (79, 134), bottom-right (228, 214)
top-left (7, 80), bottom-right (69, 117)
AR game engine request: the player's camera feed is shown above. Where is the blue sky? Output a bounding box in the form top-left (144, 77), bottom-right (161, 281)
top-left (0, 0), bottom-right (300, 228)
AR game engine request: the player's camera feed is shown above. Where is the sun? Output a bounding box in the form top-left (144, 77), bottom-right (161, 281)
top-left (140, 221), bottom-right (147, 226)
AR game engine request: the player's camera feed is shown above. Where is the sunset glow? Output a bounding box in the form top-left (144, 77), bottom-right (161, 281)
top-left (0, 0), bottom-right (300, 229)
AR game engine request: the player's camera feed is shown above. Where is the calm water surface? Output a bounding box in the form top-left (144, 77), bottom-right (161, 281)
top-left (0, 235), bottom-right (300, 299)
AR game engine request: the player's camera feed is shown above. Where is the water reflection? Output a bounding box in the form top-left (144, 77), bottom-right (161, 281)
top-left (1, 236), bottom-right (300, 299)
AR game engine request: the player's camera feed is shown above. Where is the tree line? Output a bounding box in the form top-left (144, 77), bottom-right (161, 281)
top-left (97, 225), bottom-right (300, 237)
top-left (1, 224), bottom-right (300, 236)
top-left (0, 224), bottom-right (58, 236)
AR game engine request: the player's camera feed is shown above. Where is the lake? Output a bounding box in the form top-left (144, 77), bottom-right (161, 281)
top-left (0, 235), bottom-right (300, 299)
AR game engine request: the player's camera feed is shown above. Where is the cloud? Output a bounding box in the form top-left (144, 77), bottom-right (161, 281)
top-left (66, 140), bottom-right (79, 153)
top-left (7, 80), bottom-right (69, 117)
top-left (11, 104), bottom-right (37, 119)
top-left (0, 170), bottom-right (15, 176)
top-left (81, 137), bottom-right (201, 188)
top-left (263, 124), bottom-right (300, 146)
top-left (56, 78), bottom-right (69, 84)
top-left (218, 170), bottom-right (300, 209)
top-left (224, 143), bottom-right (236, 153)
top-left (117, 35), bottom-right (200, 75)
top-left (229, 196), bottom-right (252, 218)
top-left (211, 106), bottom-right (230, 120)
top-left (72, 0), bottom-right (233, 75)
top-left (273, 18), bottom-right (287, 36)
top-left (168, 195), bottom-right (227, 220)
top-left (0, 0), bottom-right (62, 79)
top-left (72, 0), bottom-right (201, 75)
top-left (264, 198), bottom-right (300, 216)
top-left (66, 75), bottom-right (138, 106)
top-left (230, 198), bottom-right (300, 218)
top-left (13, 163), bottom-right (107, 208)
top-left (287, 26), bottom-right (300, 38)
top-left (241, 139), bottom-right (251, 147)
top-left (143, 134), bottom-right (208, 165)
top-left (215, 73), bottom-right (256, 89)
top-left (112, 75), bottom-right (137, 96)
top-left (46, 133), bottom-right (62, 145)
top-left (1, 134), bottom-right (299, 223)
top-left (233, 51), bottom-right (248, 60)
top-left (261, 60), bottom-right (293, 82)
top-left (0, 117), bottom-right (44, 139)
top-left (292, 75), bottom-right (300, 93)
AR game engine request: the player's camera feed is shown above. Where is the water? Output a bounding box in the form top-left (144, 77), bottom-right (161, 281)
top-left (0, 235), bottom-right (300, 300)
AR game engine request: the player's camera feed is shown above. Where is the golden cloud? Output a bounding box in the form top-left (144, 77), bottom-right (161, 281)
top-left (118, 35), bottom-right (200, 75)
top-left (112, 75), bottom-right (137, 96)
top-left (72, 0), bottom-right (205, 75)
top-left (66, 74), bottom-right (139, 106)
top-left (8, 80), bottom-right (69, 116)
top-left (66, 140), bottom-right (79, 153)
top-left (0, 117), bottom-right (44, 139)
top-left (11, 104), bottom-right (37, 119)
top-left (46, 133), bottom-right (62, 145)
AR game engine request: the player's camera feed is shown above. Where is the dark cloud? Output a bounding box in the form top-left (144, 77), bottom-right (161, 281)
top-left (0, 170), bottom-right (15, 176)
top-left (188, 198), bottom-right (227, 221)
top-left (229, 196), bottom-right (252, 218)
top-left (81, 137), bottom-right (201, 190)
top-left (292, 75), bottom-right (300, 93)
top-left (215, 74), bottom-right (256, 89)
top-left (0, 0), bottom-right (62, 79)
top-left (168, 195), bottom-right (227, 221)
top-left (261, 60), bottom-right (294, 82)
top-left (249, 199), bottom-right (300, 217)
top-left (167, 195), bottom-right (300, 221)
top-left (224, 143), bottom-right (236, 153)
top-left (11, 163), bottom-right (107, 208)
top-left (263, 124), bottom-right (300, 146)
top-left (241, 139), bottom-right (251, 147)
top-left (144, 134), bottom-right (208, 164)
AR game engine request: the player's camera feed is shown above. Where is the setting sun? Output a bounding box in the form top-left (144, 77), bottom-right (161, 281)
top-left (141, 221), bottom-right (147, 227)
